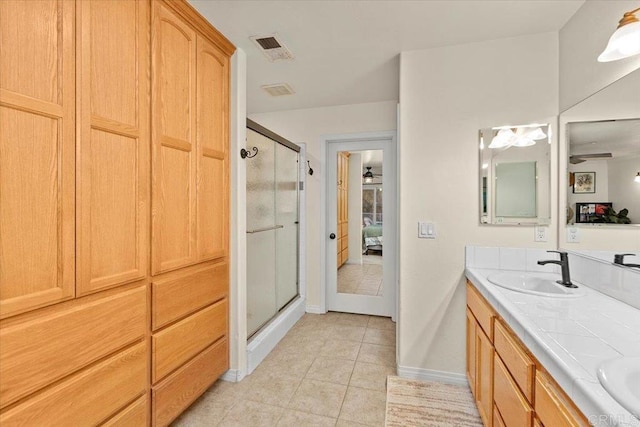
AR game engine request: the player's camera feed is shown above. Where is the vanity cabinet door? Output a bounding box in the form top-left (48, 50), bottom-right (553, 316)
top-left (476, 324), bottom-right (494, 427)
top-left (466, 308), bottom-right (477, 393)
top-left (535, 371), bottom-right (588, 427)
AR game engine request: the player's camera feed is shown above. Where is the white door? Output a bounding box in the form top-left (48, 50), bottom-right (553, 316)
top-left (325, 134), bottom-right (397, 317)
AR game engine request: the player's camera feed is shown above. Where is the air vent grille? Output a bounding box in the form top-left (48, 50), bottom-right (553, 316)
top-left (250, 34), bottom-right (294, 62)
top-left (255, 37), bottom-right (281, 50)
top-left (262, 83), bottom-right (295, 97)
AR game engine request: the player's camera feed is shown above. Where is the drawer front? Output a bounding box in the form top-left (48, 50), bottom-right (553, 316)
top-left (494, 319), bottom-right (535, 402)
top-left (535, 372), bottom-right (586, 427)
top-left (0, 286), bottom-right (146, 408)
top-left (153, 338), bottom-right (228, 426)
top-left (103, 395), bottom-right (148, 427)
top-left (340, 222), bottom-right (348, 238)
top-left (152, 262), bottom-right (228, 330)
top-left (466, 282), bottom-right (495, 340)
top-left (494, 354), bottom-right (533, 427)
top-left (0, 343), bottom-right (146, 426)
top-left (153, 299), bottom-right (227, 382)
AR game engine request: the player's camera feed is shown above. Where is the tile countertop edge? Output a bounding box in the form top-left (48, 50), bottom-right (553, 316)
top-left (465, 267), bottom-right (640, 427)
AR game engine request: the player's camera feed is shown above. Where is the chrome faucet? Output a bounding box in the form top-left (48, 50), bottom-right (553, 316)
top-left (613, 254), bottom-right (640, 268)
top-left (537, 250), bottom-right (577, 288)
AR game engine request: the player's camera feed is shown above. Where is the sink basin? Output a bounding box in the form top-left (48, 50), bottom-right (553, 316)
top-left (487, 272), bottom-right (585, 297)
top-left (598, 357), bottom-right (640, 419)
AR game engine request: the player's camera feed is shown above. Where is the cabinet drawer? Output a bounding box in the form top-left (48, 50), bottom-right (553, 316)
top-left (494, 354), bottom-right (533, 427)
top-left (494, 319), bottom-right (535, 402)
top-left (153, 338), bottom-right (228, 426)
top-left (152, 298), bottom-right (227, 382)
top-left (341, 222), bottom-right (348, 238)
top-left (0, 343), bottom-right (146, 426)
top-left (152, 262), bottom-right (228, 330)
top-left (102, 395), bottom-right (148, 427)
top-left (535, 371), bottom-right (587, 427)
top-left (0, 286), bottom-right (146, 408)
top-left (466, 282), bottom-right (495, 341)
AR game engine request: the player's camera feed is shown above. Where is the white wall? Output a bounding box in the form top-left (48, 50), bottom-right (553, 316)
top-left (560, 1), bottom-right (640, 112)
top-left (348, 153), bottom-right (363, 264)
top-left (608, 156), bottom-right (640, 223)
top-left (568, 160), bottom-right (609, 222)
top-left (229, 49), bottom-right (247, 380)
top-left (398, 32), bottom-right (559, 376)
top-left (250, 101), bottom-right (398, 310)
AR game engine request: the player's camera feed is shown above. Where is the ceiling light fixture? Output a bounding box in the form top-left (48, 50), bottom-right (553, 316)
top-left (363, 167), bottom-right (374, 183)
top-left (635, 172), bottom-right (640, 183)
top-left (598, 7), bottom-right (640, 62)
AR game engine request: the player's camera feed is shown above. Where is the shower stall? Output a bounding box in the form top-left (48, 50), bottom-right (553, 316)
top-left (245, 119), bottom-right (300, 340)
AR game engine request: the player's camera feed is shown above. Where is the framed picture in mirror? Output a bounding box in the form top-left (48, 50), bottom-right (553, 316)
top-left (573, 172), bottom-right (596, 193)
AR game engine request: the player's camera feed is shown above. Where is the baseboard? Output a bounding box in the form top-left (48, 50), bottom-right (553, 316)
top-left (396, 365), bottom-right (469, 387)
top-left (305, 304), bottom-right (325, 314)
top-left (220, 369), bottom-right (245, 383)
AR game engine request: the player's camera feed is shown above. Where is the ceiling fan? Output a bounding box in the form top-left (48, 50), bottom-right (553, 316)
top-left (569, 153), bottom-right (613, 164)
top-left (362, 166), bottom-right (382, 183)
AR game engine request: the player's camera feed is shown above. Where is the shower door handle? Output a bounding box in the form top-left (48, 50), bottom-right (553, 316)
top-left (329, 233), bottom-right (336, 239)
top-left (247, 225), bottom-right (284, 234)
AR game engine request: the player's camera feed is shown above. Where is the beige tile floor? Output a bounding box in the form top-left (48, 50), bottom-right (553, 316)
top-left (337, 255), bottom-right (383, 296)
top-left (172, 312), bottom-right (396, 427)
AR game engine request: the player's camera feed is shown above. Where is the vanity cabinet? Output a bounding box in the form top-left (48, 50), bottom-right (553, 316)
top-left (0, 1), bottom-right (234, 425)
top-left (466, 281), bottom-right (589, 427)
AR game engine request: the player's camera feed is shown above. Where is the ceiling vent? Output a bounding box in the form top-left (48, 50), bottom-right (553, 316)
top-left (250, 34), bottom-right (294, 62)
top-left (261, 83), bottom-right (295, 97)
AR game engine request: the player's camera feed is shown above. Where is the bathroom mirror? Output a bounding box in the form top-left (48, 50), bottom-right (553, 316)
top-left (479, 123), bottom-right (551, 225)
top-left (559, 68), bottom-right (640, 252)
top-left (566, 119), bottom-right (640, 225)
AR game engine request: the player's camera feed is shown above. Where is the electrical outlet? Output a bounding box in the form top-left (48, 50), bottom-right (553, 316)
top-left (534, 226), bottom-right (548, 242)
top-left (566, 227), bottom-right (581, 243)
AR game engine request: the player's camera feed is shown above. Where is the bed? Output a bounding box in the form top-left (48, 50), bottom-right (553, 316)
top-left (362, 224), bottom-right (383, 254)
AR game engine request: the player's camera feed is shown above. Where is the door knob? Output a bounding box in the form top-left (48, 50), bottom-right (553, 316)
top-left (329, 233), bottom-right (336, 239)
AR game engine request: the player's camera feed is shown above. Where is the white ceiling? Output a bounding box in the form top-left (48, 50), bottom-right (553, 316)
top-left (190, 0), bottom-right (584, 114)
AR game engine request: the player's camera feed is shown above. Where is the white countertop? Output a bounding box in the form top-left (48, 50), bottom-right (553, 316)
top-left (466, 267), bottom-right (640, 427)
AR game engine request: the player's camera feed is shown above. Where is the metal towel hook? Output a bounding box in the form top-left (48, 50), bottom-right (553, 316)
top-left (307, 160), bottom-right (314, 175)
top-left (240, 147), bottom-right (258, 159)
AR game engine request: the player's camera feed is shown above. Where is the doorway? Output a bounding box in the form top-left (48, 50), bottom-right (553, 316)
top-left (324, 132), bottom-right (397, 318)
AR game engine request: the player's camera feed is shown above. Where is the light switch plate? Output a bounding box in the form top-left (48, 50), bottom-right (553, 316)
top-left (534, 226), bottom-right (548, 242)
top-left (418, 222), bottom-right (436, 239)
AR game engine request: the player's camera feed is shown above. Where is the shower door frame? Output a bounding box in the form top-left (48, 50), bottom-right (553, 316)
top-left (246, 119), bottom-right (301, 339)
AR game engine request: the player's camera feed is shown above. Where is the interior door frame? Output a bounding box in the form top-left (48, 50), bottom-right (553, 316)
top-left (320, 131), bottom-right (397, 319)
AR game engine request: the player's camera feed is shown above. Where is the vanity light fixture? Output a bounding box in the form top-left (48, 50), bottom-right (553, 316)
top-left (598, 7), bottom-right (640, 62)
top-left (489, 125), bottom-right (547, 149)
top-left (635, 172), bottom-right (640, 183)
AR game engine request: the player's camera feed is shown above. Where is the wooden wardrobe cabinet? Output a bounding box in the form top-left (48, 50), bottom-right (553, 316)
top-left (0, 1), bottom-right (234, 425)
top-left (150, 1), bottom-right (233, 425)
top-left (337, 152), bottom-right (349, 267)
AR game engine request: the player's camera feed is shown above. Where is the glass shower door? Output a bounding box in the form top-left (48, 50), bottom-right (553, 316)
top-left (246, 125), bottom-right (299, 338)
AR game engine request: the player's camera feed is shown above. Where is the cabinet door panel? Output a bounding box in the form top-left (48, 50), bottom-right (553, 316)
top-left (0, 0), bottom-right (75, 318)
top-left (476, 325), bottom-right (494, 427)
top-left (196, 35), bottom-right (228, 262)
top-left (466, 308), bottom-right (477, 395)
top-left (152, 3), bottom-right (197, 274)
top-left (77, 0), bottom-right (150, 294)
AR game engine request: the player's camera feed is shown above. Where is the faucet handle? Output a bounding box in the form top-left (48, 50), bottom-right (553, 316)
top-left (614, 253), bottom-right (635, 264)
top-left (546, 250), bottom-right (568, 259)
